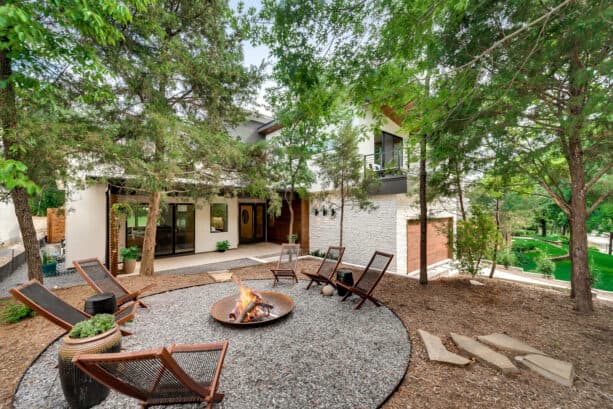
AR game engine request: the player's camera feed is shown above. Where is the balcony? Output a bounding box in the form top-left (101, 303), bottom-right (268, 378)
top-left (363, 147), bottom-right (408, 195)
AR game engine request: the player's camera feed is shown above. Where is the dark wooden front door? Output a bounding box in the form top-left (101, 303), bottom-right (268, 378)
top-left (239, 204), bottom-right (266, 243)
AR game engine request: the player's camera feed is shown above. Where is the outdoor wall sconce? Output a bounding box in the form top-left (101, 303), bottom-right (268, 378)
top-left (322, 207), bottom-right (328, 216)
top-left (312, 207), bottom-right (320, 216)
top-left (330, 208), bottom-right (336, 217)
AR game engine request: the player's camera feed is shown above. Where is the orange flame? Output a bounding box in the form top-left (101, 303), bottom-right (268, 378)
top-left (230, 277), bottom-right (270, 322)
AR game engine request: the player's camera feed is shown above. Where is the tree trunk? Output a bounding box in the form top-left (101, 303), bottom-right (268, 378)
top-left (339, 183), bottom-right (345, 247)
top-left (140, 191), bottom-right (161, 276)
top-left (569, 222), bottom-right (575, 298)
top-left (455, 163), bottom-right (466, 221)
top-left (0, 49), bottom-right (43, 281)
top-left (489, 198), bottom-right (501, 278)
top-left (541, 219), bottom-right (547, 237)
top-left (608, 232), bottom-right (612, 255)
top-left (287, 193), bottom-right (294, 243)
top-left (419, 132), bottom-right (428, 285)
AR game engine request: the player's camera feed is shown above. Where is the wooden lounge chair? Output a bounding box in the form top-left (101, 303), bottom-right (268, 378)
top-left (271, 244), bottom-right (301, 286)
top-left (303, 246), bottom-right (345, 290)
top-left (73, 341), bottom-right (229, 409)
top-left (9, 279), bottom-right (137, 335)
top-left (73, 258), bottom-right (154, 308)
top-left (336, 251), bottom-right (394, 310)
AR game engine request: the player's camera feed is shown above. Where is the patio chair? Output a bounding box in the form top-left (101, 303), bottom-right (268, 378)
top-left (73, 258), bottom-right (154, 309)
top-left (303, 246), bottom-right (345, 290)
top-left (9, 279), bottom-right (137, 336)
top-left (337, 251), bottom-right (394, 310)
top-left (271, 243), bottom-right (301, 286)
top-left (73, 341), bottom-right (229, 409)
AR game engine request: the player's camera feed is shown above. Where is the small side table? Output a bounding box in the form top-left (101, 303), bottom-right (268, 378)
top-left (84, 293), bottom-right (117, 315)
top-left (336, 269), bottom-right (354, 296)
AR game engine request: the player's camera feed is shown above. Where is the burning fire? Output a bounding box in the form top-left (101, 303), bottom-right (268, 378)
top-left (229, 278), bottom-right (273, 322)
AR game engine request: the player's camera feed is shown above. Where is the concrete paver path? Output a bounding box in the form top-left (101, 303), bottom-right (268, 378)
top-left (418, 329), bottom-right (471, 366)
top-left (477, 333), bottom-right (545, 355)
top-left (451, 332), bottom-right (519, 375)
top-left (515, 354), bottom-right (574, 386)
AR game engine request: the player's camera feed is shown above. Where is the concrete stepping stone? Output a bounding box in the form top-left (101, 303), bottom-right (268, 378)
top-left (209, 270), bottom-right (233, 282)
top-left (469, 280), bottom-right (484, 286)
top-left (515, 354), bottom-right (574, 386)
top-left (477, 333), bottom-right (545, 355)
top-left (418, 329), bottom-right (471, 366)
top-left (450, 332), bottom-right (519, 375)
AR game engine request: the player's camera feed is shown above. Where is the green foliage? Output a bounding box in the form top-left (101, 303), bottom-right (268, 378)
top-left (310, 249), bottom-right (326, 258)
top-left (29, 185), bottom-right (65, 216)
top-left (454, 206), bottom-right (498, 276)
top-left (287, 234), bottom-right (299, 244)
top-left (0, 301), bottom-right (36, 324)
top-left (215, 240), bottom-right (230, 251)
top-left (41, 250), bottom-right (57, 266)
top-left (69, 314), bottom-right (115, 339)
top-left (534, 249), bottom-right (555, 278)
top-left (0, 160), bottom-right (39, 195)
top-left (119, 246), bottom-right (140, 260)
top-left (498, 249), bottom-right (516, 269)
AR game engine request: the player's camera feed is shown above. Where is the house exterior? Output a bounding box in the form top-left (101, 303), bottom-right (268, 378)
top-left (0, 199), bottom-right (21, 246)
top-left (64, 109), bottom-right (456, 275)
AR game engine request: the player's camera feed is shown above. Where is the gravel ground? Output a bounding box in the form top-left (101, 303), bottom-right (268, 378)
top-left (14, 280), bottom-right (410, 409)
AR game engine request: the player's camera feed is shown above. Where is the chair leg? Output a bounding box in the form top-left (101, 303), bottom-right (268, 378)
top-left (355, 297), bottom-right (367, 310)
top-left (137, 300), bottom-right (148, 309)
top-left (306, 279), bottom-right (314, 290)
top-left (341, 292), bottom-right (350, 301)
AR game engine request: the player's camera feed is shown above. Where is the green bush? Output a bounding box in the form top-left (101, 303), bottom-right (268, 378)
top-left (498, 249), bottom-right (516, 269)
top-left (1, 302), bottom-right (36, 324)
top-left (119, 246), bottom-right (140, 260)
top-left (215, 240), bottom-right (230, 251)
top-left (310, 249), bottom-right (326, 258)
top-left (512, 241), bottom-right (536, 252)
top-left (535, 250), bottom-right (555, 277)
top-left (69, 314), bottom-right (115, 339)
top-left (454, 206), bottom-right (498, 276)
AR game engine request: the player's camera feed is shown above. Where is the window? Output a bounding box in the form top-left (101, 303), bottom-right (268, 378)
top-left (210, 203), bottom-right (228, 232)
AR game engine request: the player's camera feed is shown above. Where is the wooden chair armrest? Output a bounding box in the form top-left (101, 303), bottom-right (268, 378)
top-left (270, 269), bottom-right (296, 273)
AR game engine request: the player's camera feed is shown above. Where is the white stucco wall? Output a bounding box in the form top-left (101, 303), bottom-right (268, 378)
top-left (195, 198), bottom-right (239, 252)
top-left (64, 184), bottom-right (108, 266)
top-left (309, 194), bottom-right (398, 271)
top-left (0, 199), bottom-right (20, 245)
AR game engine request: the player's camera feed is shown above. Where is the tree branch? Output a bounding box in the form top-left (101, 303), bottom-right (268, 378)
top-left (587, 190), bottom-right (613, 216)
top-left (584, 160), bottom-right (613, 194)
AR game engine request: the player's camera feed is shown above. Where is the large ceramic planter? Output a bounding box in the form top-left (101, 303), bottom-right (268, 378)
top-left (123, 258), bottom-right (136, 274)
top-left (58, 324), bottom-right (122, 408)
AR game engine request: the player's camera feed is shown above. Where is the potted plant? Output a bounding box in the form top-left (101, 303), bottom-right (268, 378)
top-left (42, 251), bottom-right (58, 277)
top-left (120, 246), bottom-right (140, 274)
top-left (58, 314), bottom-right (122, 408)
top-left (216, 240), bottom-right (230, 252)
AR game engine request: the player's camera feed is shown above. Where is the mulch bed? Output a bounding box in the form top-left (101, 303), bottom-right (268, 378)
top-left (1, 260), bottom-right (612, 409)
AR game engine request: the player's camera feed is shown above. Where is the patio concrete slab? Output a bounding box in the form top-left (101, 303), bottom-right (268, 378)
top-left (477, 333), bottom-right (545, 355)
top-left (209, 270), bottom-right (233, 282)
top-left (418, 329), bottom-right (471, 366)
top-left (450, 333), bottom-right (519, 375)
top-left (515, 354), bottom-right (574, 386)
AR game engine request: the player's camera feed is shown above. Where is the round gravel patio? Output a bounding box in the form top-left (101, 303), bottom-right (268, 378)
top-left (14, 280), bottom-right (410, 409)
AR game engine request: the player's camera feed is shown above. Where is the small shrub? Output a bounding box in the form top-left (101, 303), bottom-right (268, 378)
top-left (1, 302), bottom-right (36, 324)
top-left (288, 233), bottom-right (299, 244)
top-left (534, 250), bottom-right (555, 277)
top-left (69, 314), bottom-right (115, 339)
top-left (120, 246), bottom-right (140, 260)
top-left (512, 241), bottom-right (536, 253)
top-left (454, 206), bottom-right (498, 276)
top-left (310, 249), bottom-right (326, 258)
top-left (498, 249), bottom-right (516, 269)
top-left (215, 240), bottom-right (230, 251)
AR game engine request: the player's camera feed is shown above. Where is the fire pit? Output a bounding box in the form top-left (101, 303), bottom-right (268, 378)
top-left (210, 280), bottom-right (295, 326)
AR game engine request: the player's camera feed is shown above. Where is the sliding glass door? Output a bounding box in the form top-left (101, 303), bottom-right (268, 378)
top-left (125, 203), bottom-right (195, 256)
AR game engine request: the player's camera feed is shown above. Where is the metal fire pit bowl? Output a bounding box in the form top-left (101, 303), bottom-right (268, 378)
top-left (210, 291), bottom-right (295, 326)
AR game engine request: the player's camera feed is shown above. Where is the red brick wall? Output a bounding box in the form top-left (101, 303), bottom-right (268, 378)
top-left (407, 218), bottom-right (452, 273)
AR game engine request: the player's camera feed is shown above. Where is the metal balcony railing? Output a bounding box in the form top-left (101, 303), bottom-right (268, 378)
top-left (363, 147), bottom-right (405, 176)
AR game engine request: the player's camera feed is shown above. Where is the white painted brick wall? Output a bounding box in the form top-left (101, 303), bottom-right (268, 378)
top-left (309, 194), bottom-right (398, 271)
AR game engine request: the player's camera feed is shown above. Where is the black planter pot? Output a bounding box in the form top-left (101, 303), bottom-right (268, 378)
top-left (58, 326), bottom-right (122, 408)
top-left (336, 269), bottom-right (354, 296)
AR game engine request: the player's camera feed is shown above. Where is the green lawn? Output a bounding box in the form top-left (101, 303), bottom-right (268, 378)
top-left (511, 238), bottom-right (613, 291)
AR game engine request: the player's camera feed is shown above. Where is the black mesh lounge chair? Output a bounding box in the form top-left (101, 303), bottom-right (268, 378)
top-left (9, 279), bottom-right (137, 335)
top-left (73, 341), bottom-right (229, 409)
top-left (271, 244), bottom-right (301, 286)
top-left (73, 258), bottom-right (154, 308)
top-left (303, 246), bottom-right (345, 290)
top-left (336, 251), bottom-right (394, 310)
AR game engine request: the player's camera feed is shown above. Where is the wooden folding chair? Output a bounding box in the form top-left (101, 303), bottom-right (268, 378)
top-left (336, 251), bottom-right (394, 310)
top-left (271, 244), bottom-right (301, 286)
top-left (303, 246), bottom-right (345, 290)
top-left (9, 279), bottom-right (137, 336)
top-left (73, 258), bottom-right (154, 308)
top-left (73, 341), bottom-right (229, 409)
